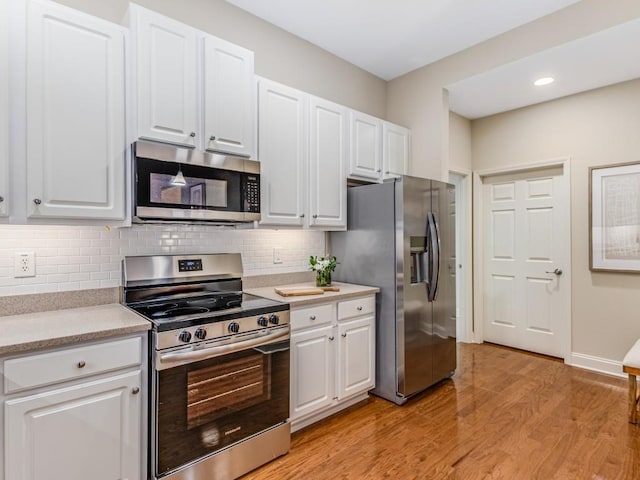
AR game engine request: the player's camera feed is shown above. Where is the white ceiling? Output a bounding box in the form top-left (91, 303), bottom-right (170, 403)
top-left (447, 18), bottom-right (640, 119)
top-left (226, 0), bottom-right (640, 119)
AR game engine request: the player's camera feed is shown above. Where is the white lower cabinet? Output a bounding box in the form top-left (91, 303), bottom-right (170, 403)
top-left (2, 335), bottom-right (145, 480)
top-left (290, 295), bottom-right (375, 431)
top-left (291, 324), bottom-right (335, 419)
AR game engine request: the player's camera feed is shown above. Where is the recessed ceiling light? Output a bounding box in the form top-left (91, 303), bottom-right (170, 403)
top-left (534, 77), bottom-right (555, 86)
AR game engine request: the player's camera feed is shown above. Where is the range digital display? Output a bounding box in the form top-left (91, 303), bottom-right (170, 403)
top-left (178, 259), bottom-right (203, 272)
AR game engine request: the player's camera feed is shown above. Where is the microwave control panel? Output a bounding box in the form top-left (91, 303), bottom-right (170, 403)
top-left (243, 174), bottom-right (260, 213)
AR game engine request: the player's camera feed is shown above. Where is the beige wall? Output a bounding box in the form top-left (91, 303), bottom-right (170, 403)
top-left (387, 0), bottom-right (640, 181)
top-left (449, 112), bottom-right (471, 173)
top-left (472, 79), bottom-right (640, 363)
top-left (55, 0), bottom-right (387, 118)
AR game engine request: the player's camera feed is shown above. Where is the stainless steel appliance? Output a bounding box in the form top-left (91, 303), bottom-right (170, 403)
top-left (132, 141), bottom-right (261, 223)
top-left (331, 176), bottom-right (456, 405)
top-left (122, 253), bottom-right (290, 480)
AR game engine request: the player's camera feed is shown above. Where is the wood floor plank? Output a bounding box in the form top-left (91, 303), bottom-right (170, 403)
top-left (243, 343), bottom-right (639, 480)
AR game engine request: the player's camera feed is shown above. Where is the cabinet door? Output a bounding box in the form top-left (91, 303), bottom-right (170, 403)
top-left (0, 0), bottom-right (8, 217)
top-left (337, 315), bottom-right (375, 400)
top-left (203, 35), bottom-right (255, 158)
top-left (258, 78), bottom-right (307, 226)
top-left (382, 121), bottom-right (411, 179)
top-left (308, 96), bottom-right (347, 229)
top-left (26, 0), bottom-right (126, 220)
top-left (348, 110), bottom-right (381, 181)
top-left (133, 5), bottom-right (198, 147)
top-left (290, 325), bottom-right (335, 420)
top-left (5, 370), bottom-right (142, 480)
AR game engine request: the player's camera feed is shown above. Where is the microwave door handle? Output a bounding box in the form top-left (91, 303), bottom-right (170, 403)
top-left (427, 212), bottom-right (440, 302)
top-left (157, 327), bottom-right (289, 370)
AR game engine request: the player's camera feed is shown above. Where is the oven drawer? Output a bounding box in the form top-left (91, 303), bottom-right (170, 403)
top-left (291, 303), bottom-right (333, 331)
top-left (337, 295), bottom-right (375, 321)
top-left (4, 337), bottom-right (142, 394)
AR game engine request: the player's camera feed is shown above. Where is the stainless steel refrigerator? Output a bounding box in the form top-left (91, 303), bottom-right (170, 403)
top-left (331, 175), bottom-right (456, 405)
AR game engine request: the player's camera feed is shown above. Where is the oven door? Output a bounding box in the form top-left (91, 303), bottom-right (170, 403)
top-left (134, 155), bottom-right (260, 223)
top-left (152, 326), bottom-right (289, 478)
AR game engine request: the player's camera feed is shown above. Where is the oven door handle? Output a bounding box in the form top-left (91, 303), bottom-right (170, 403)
top-left (157, 328), bottom-right (289, 370)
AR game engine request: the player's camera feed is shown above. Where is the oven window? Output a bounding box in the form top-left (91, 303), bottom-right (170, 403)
top-left (150, 173), bottom-right (228, 208)
top-left (155, 341), bottom-right (289, 476)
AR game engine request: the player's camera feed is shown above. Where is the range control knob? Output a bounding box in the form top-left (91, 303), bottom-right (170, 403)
top-left (194, 328), bottom-right (207, 340)
top-left (269, 314), bottom-right (279, 325)
top-left (257, 316), bottom-right (268, 327)
top-left (178, 330), bottom-right (192, 343)
top-left (228, 322), bottom-right (240, 334)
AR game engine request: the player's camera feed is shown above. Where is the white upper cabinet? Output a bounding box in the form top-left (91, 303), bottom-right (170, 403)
top-left (26, 0), bottom-right (126, 220)
top-left (382, 121), bottom-right (410, 179)
top-left (0, 0), bottom-right (9, 217)
top-left (132, 5), bottom-right (198, 148)
top-left (258, 78), bottom-right (307, 227)
top-left (348, 110), bottom-right (382, 181)
top-left (308, 96), bottom-right (347, 229)
top-left (132, 5), bottom-right (256, 156)
top-left (203, 36), bottom-right (255, 158)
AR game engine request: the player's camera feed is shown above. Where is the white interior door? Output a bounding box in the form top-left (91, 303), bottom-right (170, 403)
top-left (482, 165), bottom-right (570, 358)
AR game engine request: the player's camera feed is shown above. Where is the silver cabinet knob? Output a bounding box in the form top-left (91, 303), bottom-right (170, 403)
top-left (209, 135), bottom-right (216, 141)
top-left (131, 387), bottom-right (140, 395)
top-left (310, 315), bottom-right (316, 320)
top-left (0, 196), bottom-right (4, 203)
top-left (300, 213), bottom-right (305, 218)
top-left (385, 171), bottom-right (390, 174)
top-left (328, 336), bottom-right (334, 341)
top-left (33, 198), bottom-right (42, 205)
top-left (312, 214), bottom-right (318, 219)
top-left (341, 333), bottom-right (347, 338)
top-left (377, 169), bottom-right (381, 173)
top-left (77, 360), bottom-right (86, 368)
top-left (189, 132), bottom-right (196, 138)
top-left (357, 306), bottom-right (363, 311)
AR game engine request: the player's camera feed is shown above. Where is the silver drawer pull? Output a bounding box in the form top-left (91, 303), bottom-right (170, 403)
top-left (328, 336), bottom-right (334, 341)
top-left (357, 306), bottom-right (363, 311)
top-left (342, 333), bottom-right (347, 338)
top-left (310, 315), bottom-right (316, 320)
top-left (131, 387), bottom-right (140, 395)
top-left (77, 360), bottom-right (86, 368)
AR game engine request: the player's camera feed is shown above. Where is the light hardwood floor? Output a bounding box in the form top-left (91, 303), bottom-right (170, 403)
top-left (245, 343), bottom-right (640, 480)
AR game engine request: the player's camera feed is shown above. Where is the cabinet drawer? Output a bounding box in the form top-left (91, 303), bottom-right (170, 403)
top-left (338, 295), bottom-right (375, 321)
top-left (4, 337), bottom-right (142, 394)
top-left (291, 303), bottom-right (333, 331)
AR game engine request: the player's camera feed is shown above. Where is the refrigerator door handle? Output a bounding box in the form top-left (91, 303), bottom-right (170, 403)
top-left (427, 212), bottom-right (440, 302)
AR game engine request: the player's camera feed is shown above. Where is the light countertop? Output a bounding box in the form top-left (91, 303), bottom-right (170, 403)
top-left (246, 282), bottom-right (379, 307)
top-left (0, 304), bottom-right (151, 356)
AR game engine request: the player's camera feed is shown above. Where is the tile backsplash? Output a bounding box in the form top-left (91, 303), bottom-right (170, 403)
top-left (0, 224), bottom-right (325, 296)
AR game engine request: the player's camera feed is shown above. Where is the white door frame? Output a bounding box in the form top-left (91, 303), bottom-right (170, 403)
top-left (473, 158), bottom-right (572, 361)
top-left (448, 168), bottom-right (474, 344)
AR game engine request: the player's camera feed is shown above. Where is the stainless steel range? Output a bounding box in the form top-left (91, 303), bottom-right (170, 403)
top-left (122, 253), bottom-right (291, 480)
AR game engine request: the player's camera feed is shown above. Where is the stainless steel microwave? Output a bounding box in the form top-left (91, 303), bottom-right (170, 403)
top-left (132, 141), bottom-right (260, 224)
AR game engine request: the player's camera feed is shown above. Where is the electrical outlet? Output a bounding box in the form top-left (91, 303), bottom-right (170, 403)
top-left (14, 252), bottom-right (36, 278)
top-left (273, 247), bottom-right (283, 264)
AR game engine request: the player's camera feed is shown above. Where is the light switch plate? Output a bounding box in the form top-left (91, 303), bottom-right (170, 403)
top-left (14, 252), bottom-right (36, 277)
top-left (273, 247), bottom-right (283, 264)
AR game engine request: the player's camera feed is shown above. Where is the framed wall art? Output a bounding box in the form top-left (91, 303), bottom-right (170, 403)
top-left (590, 162), bottom-right (640, 272)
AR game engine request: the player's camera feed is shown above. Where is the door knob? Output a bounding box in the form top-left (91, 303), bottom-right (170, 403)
top-left (545, 268), bottom-right (563, 275)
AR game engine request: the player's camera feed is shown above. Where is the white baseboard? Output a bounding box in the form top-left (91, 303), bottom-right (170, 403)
top-left (569, 352), bottom-right (626, 378)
